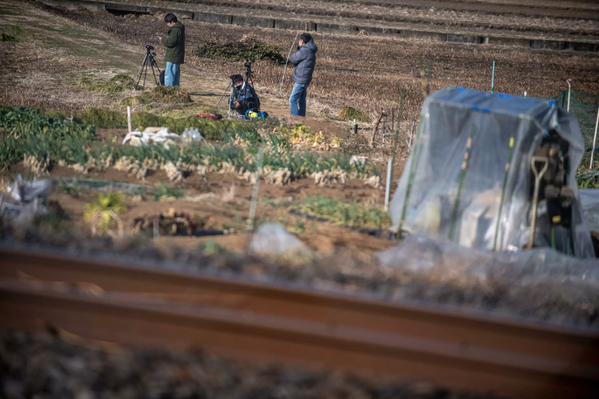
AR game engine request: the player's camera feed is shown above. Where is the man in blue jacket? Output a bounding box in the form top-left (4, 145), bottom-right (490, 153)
top-left (289, 33), bottom-right (317, 117)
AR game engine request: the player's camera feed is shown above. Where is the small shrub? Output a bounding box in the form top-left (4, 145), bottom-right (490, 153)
top-left (196, 41), bottom-right (285, 64)
top-left (84, 192), bottom-right (126, 236)
top-left (337, 106), bottom-right (369, 122)
top-left (153, 184), bottom-right (184, 201)
top-left (0, 25), bottom-right (23, 41)
top-left (198, 240), bottom-right (230, 256)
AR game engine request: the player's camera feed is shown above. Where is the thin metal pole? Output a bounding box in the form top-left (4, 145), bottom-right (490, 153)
top-left (384, 158), bottom-right (392, 211)
top-left (567, 79), bottom-right (572, 112)
top-left (214, 82), bottom-right (232, 111)
top-left (279, 32), bottom-right (299, 92)
top-left (227, 85), bottom-right (233, 120)
top-left (391, 88), bottom-right (405, 174)
top-left (398, 118), bottom-right (420, 240)
top-left (590, 107), bottom-right (599, 169)
top-left (491, 59), bottom-right (496, 93)
top-left (248, 147), bottom-right (264, 231)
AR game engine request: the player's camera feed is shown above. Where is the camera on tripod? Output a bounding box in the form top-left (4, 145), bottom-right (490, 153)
top-left (134, 44), bottom-right (163, 90)
top-left (243, 61), bottom-right (254, 84)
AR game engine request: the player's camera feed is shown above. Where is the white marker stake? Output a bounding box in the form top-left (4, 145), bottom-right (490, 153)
top-left (384, 158), bottom-right (392, 212)
top-left (590, 107), bottom-right (599, 169)
top-left (127, 106), bottom-right (133, 132)
top-left (567, 80), bottom-right (572, 112)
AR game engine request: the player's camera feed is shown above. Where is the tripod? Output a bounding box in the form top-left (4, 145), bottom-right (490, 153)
top-left (214, 81), bottom-right (232, 112)
top-left (241, 61), bottom-right (259, 114)
top-left (134, 45), bottom-right (162, 90)
top-left (243, 61), bottom-right (255, 109)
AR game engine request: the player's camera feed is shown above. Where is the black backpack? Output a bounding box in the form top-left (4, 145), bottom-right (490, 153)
top-left (159, 71), bottom-right (165, 86)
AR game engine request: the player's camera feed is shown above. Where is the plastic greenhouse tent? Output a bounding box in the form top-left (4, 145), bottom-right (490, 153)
top-left (390, 87), bottom-right (595, 258)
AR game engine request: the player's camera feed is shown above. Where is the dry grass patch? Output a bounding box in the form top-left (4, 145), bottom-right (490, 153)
top-left (120, 86), bottom-right (193, 106)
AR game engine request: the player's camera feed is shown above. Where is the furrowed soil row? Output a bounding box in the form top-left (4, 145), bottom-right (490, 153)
top-left (0, 245), bottom-right (598, 399)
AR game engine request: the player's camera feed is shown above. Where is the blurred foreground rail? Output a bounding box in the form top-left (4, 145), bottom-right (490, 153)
top-left (1, 245), bottom-right (598, 398)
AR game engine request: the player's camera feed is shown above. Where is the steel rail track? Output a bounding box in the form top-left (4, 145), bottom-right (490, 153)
top-left (1, 246), bottom-right (599, 398)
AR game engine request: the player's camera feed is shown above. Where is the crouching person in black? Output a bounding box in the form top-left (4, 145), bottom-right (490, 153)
top-left (229, 74), bottom-right (260, 115)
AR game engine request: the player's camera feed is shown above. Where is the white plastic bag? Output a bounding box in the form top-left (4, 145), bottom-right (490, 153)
top-left (249, 222), bottom-right (310, 256)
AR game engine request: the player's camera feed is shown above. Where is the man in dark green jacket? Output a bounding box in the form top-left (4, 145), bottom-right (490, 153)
top-left (158, 13), bottom-right (185, 86)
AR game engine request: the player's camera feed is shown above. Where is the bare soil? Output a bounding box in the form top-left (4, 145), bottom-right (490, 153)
top-left (0, 0), bottom-right (596, 255)
top-left (89, 0), bottom-right (599, 39)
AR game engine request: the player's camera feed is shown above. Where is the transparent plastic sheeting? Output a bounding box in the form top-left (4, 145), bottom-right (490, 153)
top-left (580, 189), bottom-right (599, 232)
top-left (389, 87), bottom-right (595, 258)
top-left (375, 235), bottom-right (599, 283)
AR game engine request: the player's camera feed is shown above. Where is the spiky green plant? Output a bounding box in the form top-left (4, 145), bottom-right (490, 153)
top-left (84, 192), bottom-right (126, 236)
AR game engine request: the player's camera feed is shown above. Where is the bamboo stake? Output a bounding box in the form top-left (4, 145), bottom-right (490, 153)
top-left (408, 120), bottom-right (415, 151)
top-left (279, 32), bottom-right (300, 92)
top-left (369, 112), bottom-right (384, 147)
top-left (227, 85), bottom-right (233, 120)
top-left (391, 88), bottom-right (405, 182)
top-left (448, 124), bottom-right (476, 241)
top-left (398, 119), bottom-right (421, 240)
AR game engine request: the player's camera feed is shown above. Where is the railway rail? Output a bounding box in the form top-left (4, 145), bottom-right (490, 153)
top-left (1, 245), bottom-right (598, 398)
